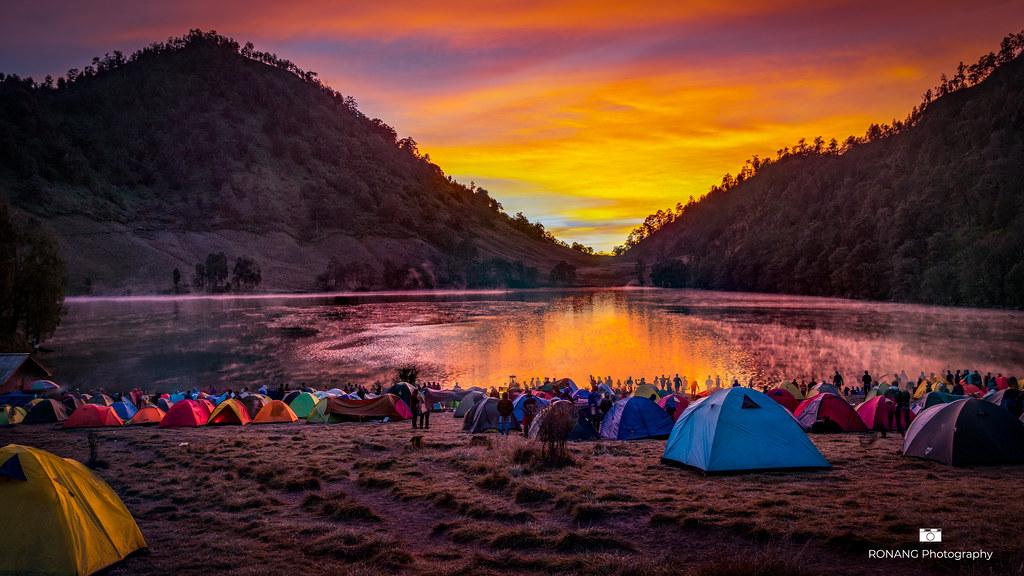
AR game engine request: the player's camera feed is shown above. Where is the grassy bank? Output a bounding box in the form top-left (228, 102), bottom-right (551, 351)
top-left (1, 415), bottom-right (1020, 575)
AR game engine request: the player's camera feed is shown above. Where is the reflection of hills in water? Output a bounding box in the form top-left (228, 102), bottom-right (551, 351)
top-left (41, 289), bottom-right (1024, 394)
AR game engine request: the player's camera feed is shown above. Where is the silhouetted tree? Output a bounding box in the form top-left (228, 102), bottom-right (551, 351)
top-left (549, 260), bottom-right (576, 286)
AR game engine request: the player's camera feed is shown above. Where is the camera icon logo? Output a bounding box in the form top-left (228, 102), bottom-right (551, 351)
top-left (919, 528), bottom-right (942, 543)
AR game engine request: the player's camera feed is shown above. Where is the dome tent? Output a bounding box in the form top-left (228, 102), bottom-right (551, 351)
top-left (253, 400), bottom-right (299, 424)
top-left (207, 398), bottom-right (252, 425)
top-left (903, 399), bottom-right (1024, 466)
top-left (663, 388), bottom-right (830, 473)
top-left (794, 393), bottom-right (867, 432)
top-left (765, 387), bottom-right (799, 412)
top-left (63, 404), bottom-right (124, 428)
top-left (0, 444), bottom-right (147, 575)
top-left (464, 397), bottom-right (521, 434)
top-left (600, 396), bottom-right (674, 440)
top-left (159, 399), bottom-right (211, 428)
top-left (128, 405), bottom-right (165, 426)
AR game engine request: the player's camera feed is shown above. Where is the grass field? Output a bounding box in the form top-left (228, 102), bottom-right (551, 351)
top-left (1, 414), bottom-right (1021, 576)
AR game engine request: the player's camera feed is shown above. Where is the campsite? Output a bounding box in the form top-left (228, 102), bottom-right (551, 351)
top-left (2, 394), bottom-right (1022, 576)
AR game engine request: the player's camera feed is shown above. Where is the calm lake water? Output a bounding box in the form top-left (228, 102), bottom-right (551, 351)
top-left (42, 288), bottom-right (1024, 394)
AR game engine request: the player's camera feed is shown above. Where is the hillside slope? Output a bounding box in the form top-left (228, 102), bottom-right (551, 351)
top-left (631, 48), bottom-right (1024, 308)
top-left (0, 30), bottom-right (611, 294)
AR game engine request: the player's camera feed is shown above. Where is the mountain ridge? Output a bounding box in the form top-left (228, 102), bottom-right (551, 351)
top-left (0, 30), bottom-right (615, 295)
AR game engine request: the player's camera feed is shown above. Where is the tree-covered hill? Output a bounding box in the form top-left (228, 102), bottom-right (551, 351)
top-left (0, 29), bottom-right (603, 294)
top-left (629, 34), bottom-right (1024, 308)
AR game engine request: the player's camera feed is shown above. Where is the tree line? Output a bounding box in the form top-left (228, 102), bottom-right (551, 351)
top-left (617, 30), bottom-right (1024, 255)
top-left (185, 253), bottom-right (262, 293)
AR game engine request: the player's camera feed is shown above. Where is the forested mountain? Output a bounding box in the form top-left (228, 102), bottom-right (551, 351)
top-left (0, 30), bottom-right (603, 294)
top-left (629, 35), bottom-right (1024, 308)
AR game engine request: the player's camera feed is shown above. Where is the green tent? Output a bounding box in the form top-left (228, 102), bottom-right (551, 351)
top-left (288, 392), bottom-right (319, 419)
top-left (305, 397), bottom-right (344, 424)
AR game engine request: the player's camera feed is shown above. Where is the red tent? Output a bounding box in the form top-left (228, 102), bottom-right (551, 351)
top-left (159, 399), bottom-right (211, 428)
top-left (766, 387), bottom-right (800, 412)
top-left (63, 404), bottom-right (124, 428)
top-left (962, 384), bottom-right (984, 397)
top-left (794, 393), bottom-right (868, 431)
top-left (656, 393), bottom-right (690, 420)
top-left (855, 396), bottom-right (913, 430)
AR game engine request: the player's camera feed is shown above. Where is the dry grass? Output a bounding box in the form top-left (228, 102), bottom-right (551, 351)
top-left (2, 416), bottom-right (1021, 576)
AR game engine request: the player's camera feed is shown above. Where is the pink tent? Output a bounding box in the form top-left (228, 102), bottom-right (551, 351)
top-left (656, 393), bottom-right (690, 420)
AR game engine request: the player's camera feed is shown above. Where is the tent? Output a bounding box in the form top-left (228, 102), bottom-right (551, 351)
top-left (62, 395), bottom-right (85, 412)
top-left (464, 397), bottom-right (521, 434)
top-left (0, 444), bottom-right (147, 576)
top-left (551, 378), bottom-right (578, 393)
top-left (207, 399), bottom-right (251, 425)
top-left (962, 383), bottom-right (985, 397)
top-left (159, 399), bottom-right (211, 428)
top-left (454, 391), bottom-right (487, 418)
top-left (308, 394), bottom-right (411, 423)
top-left (806, 383), bottom-right (843, 399)
top-left (855, 396), bottom-right (906, 431)
top-left (282, 390), bottom-right (301, 404)
top-left (794, 393), bottom-right (867, 432)
top-left (984, 389), bottom-right (1023, 418)
top-left (775, 381), bottom-right (804, 400)
top-left (766, 388), bottom-right (800, 412)
top-left (527, 400), bottom-right (599, 441)
top-left (253, 400), bottom-right (298, 424)
top-left (157, 397), bottom-right (174, 412)
top-left (631, 384), bottom-right (662, 401)
top-left (385, 382), bottom-right (415, 407)
top-left (911, 391), bottom-right (966, 415)
top-left (306, 397), bottom-right (343, 424)
top-left (110, 400), bottom-right (138, 420)
top-left (0, 405), bottom-right (27, 426)
top-left (662, 388), bottom-right (830, 473)
top-left (128, 406), bottom-right (165, 426)
top-left (63, 404), bottom-right (124, 428)
top-left (23, 399), bottom-right (71, 423)
top-left (87, 394), bottom-right (114, 407)
top-left (240, 395), bottom-right (268, 419)
top-left (600, 396), bottom-right (674, 440)
top-left (288, 392), bottom-right (320, 419)
top-left (513, 394), bottom-right (551, 423)
top-left (903, 399), bottom-right (1024, 466)
top-left (426, 389), bottom-right (469, 404)
top-left (657, 393), bottom-right (691, 421)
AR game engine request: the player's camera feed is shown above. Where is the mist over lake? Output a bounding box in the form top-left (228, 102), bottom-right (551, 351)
top-left (44, 288), bottom-right (1024, 394)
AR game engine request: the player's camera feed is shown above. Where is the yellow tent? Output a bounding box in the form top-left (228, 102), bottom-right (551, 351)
top-left (631, 384), bottom-right (661, 400)
top-left (0, 444), bottom-right (146, 575)
top-left (0, 405), bottom-right (27, 426)
top-left (777, 381), bottom-right (804, 400)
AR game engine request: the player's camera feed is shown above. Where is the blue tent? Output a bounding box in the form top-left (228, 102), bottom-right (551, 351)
top-left (513, 394), bottom-right (550, 422)
top-left (109, 400), bottom-right (138, 420)
top-left (600, 396), bottom-right (674, 440)
top-left (662, 388), bottom-right (830, 473)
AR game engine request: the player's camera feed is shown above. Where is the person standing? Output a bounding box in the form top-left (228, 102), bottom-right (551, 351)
top-left (410, 388), bottom-right (421, 429)
top-left (522, 390), bottom-right (538, 437)
top-left (832, 369), bottom-right (844, 389)
top-left (673, 374), bottom-right (682, 393)
top-left (497, 392), bottom-right (514, 436)
top-left (861, 371), bottom-right (872, 396)
top-left (418, 386), bottom-right (431, 429)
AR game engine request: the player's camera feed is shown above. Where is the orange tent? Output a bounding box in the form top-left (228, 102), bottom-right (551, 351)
top-left (252, 400), bottom-right (298, 424)
top-left (128, 405), bottom-right (165, 425)
top-left (207, 399), bottom-right (251, 425)
top-left (62, 404), bottom-right (124, 428)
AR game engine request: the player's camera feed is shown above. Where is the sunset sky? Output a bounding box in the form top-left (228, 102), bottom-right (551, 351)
top-left (3, 1), bottom-right (1023, 251)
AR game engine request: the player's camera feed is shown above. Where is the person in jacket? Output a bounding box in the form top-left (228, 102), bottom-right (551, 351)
top-left (497, 392), bottom-right (514, 436)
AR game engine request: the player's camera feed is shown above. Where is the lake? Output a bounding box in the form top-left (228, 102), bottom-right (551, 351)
top-left (41, 288), bottom-right (1024, 394)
